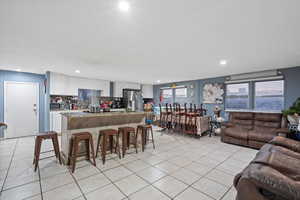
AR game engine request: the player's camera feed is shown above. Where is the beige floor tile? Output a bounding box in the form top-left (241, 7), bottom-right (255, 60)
top-left (153, 176), bottom-right (188, 198)
top-left (43, 182), bottom-right (82, 200)
top-left (205, 169), bottom-right (234, 187)
top-left (174, 187), bottom-right (213, 200)
top-left (184, 162), bottom-right (213, 176)
top-left (154, 161), bottom-right (181, 174)
top-left (192, 178), bottom-right (229, 200)
top-left (72, 165), bottom-right (100, 180)
top-left (41, 171), bottom-right (74, 192)
top-left (124, 160), bottom-right (151, 172)
top-left (78, 173), bottom-right (110, 194)
top-left (115, 174), bottom-right (149, 196)
top-left (85, 184), bottom-right (125, 200)
top-left (1, 181), bottom-right (41, 200)
top-left (136, 166), bottom-right (166, 183)
top-left (129, 185), bottom-right (170, 200)
top-left (171, 168), bottom-right (202, 185)
top-left (104, 166), bottom-right (133, 182)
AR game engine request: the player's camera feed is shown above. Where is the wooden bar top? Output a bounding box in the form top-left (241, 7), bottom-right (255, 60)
top-left (62, 111), bottom-right (146, 130)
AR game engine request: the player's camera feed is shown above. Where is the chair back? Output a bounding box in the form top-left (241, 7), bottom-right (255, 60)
top-left (165, 103), bottom-right (169, 113)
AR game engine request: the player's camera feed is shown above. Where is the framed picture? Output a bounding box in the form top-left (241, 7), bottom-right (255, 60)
top-left (203, 83), bottom-right (224, 104)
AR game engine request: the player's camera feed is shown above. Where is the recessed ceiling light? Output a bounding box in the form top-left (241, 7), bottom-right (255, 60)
top-left (15, 69), bottom-right (21, 72)
top-left (75, 70), bottom-right (80, 73)
top-left (119, 1), bottom-right (130, 12)
top-left (219, 60), bottom-right (227, 66)
top-left (157, 80), bottom-right (161, 83)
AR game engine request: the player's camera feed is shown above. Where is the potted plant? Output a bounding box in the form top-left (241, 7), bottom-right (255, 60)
top-left (283, 97), bottom-right (300, 140)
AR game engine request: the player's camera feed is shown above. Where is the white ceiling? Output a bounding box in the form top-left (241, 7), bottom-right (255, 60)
top-left (0, 0), bottom-right (300, 84)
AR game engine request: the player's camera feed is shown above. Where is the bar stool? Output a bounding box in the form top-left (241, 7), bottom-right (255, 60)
top-left (136, 125), bottom-right (155, 152)
top-left (184, 105), bottom-right (198, 136)
top-left (68, 132), bottom-right (96, 173)
top-left (173, 103), bottom-right (182, 131)
top-left (33, 131), bottom-right (61, 172)
top-left (118, 126), bottom-right (138, 157)
top-left (159, 104), bottom-right (167, 128)
top-left (96, 129), bottom-right (121, 164)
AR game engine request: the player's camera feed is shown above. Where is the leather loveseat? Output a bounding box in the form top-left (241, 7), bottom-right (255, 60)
top-left (234, 136), bottom-right (300, 200)
top-left (221, 112), bottom-right (288, 149)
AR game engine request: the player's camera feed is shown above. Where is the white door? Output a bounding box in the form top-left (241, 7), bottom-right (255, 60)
top-left (4, 81), bottom-right (39, 138)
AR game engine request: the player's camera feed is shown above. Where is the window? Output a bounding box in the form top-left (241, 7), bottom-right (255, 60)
top-left (225, 83), bottom-right (249, 109)
top-left (175, 87), bottom-right (187, 98)
top-left (255, 80), bottom-right (284, 111)
top-left (161, 89), bottom-right (173, 98)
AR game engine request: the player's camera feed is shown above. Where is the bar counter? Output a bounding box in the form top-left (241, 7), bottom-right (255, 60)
top-left (60, 111), bottom-right (146, 163)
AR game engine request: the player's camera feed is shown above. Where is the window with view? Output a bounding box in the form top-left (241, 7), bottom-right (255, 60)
top-left (225, 83), bottom-right (249, 109)
top-left (175, 87), bottom-right (187, 98)
top-left (161, 89), bottom-right (173, 99)
top-left (255, 80), bottom-right (284, 111)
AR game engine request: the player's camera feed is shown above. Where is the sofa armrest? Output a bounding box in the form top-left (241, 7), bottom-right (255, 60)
top-left (269, 136), bottom-right (300, 153)
top-left (236, 164), bottom-right (300, 200)
top-left (275, 128), bottom-right (289, 137)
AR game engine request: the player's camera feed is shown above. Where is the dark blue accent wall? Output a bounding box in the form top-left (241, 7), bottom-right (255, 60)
top-left (153, 66), bottom-right (300, 117)
top-left (0, 70), bottom-right (47, 137)
top-left (280, 67), bottom-right (300, 108)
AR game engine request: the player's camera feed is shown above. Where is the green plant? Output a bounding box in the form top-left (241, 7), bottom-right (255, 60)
top-left (282, 97), bottom-right (300, 116)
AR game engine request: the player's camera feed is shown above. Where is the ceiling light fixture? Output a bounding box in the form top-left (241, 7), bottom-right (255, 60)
top-left (75, 70), bottom-right (80, 73)
top-left (219, 60), bottom-right (227, 66)
top-left (119, 1), bottom-right (130, 12)
top-left (15, 68), bottom-right (21, 72)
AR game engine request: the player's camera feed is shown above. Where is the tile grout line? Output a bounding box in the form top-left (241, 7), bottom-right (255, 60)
top-left (69, 166), bottom-right (90, 200)
top-left (0, 139), bottom-right (19, 196)
top-left (37, 164), bottom-right (44, 200)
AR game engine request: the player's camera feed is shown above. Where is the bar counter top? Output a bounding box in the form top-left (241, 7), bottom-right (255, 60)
top-left (61, 111), bottom-right (144, 118)
top-left (62, 111), bottom-right (146, 130)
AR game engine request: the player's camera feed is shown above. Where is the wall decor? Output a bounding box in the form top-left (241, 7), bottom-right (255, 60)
top-left (203, 83), bottom-right (224, 104)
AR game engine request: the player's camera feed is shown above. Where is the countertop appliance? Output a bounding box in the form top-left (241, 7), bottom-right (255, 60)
top-left (123, 89), bottom-right (143, 112)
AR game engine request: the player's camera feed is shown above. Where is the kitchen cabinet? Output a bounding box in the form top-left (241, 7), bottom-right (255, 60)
top-left (142, 84), bottom-right (153, 98)
top-left (113, 81), bottom-right (141, 97)
top-left (50, 72), bottom-right (110, 96)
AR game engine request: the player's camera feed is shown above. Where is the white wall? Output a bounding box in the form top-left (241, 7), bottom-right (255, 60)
top-left (142, 84), bottom-right (153, 98)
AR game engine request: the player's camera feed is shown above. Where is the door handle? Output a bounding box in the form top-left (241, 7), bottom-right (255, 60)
top-left (33, 104), bottom-right (37, 113)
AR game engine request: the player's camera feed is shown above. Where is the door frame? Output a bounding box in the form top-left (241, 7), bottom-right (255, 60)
top-left (3, 81), bottom-right (40, 138)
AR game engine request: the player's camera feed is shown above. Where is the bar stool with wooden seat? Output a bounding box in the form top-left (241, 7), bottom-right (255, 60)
top-left (136, 125), bottom-right (155, 152)
top-left (159, 104), bottom-right (167, 129)
top-left (33, 131), bottom-right (61, 172)
top-left (96, 129), bottom-right (121, 164)
top-left (68, 132), bottom-right (96, 173)
top-left (118, 126), bottom-right (138, 157)
top-left (184, 104), bottom-right (198, 136)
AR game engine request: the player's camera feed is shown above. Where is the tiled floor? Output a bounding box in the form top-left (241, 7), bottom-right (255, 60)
top-left (0, 127), bottom-right (258, 200)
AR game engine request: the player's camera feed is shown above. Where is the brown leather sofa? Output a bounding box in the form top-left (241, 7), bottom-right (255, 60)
top-left (221, 112), bottom-right (288, 149)
top-left (234, 136), bottom-right (300, 200)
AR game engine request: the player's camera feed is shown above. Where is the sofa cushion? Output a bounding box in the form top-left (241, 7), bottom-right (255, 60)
top-left (248, 130), bottom-right (276, 142)
top-left (255, 113), bottom-right (282, 122)
top-left (224, 127), bottom-right (249, 140)
top-left (230, 112), bottom-right (254, 130)
top-left (232, 112), bottom-right (254, 120)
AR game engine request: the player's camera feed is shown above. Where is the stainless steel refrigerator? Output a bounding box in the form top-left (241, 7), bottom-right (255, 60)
top-left (123, 89), bottom-right (143, 112)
